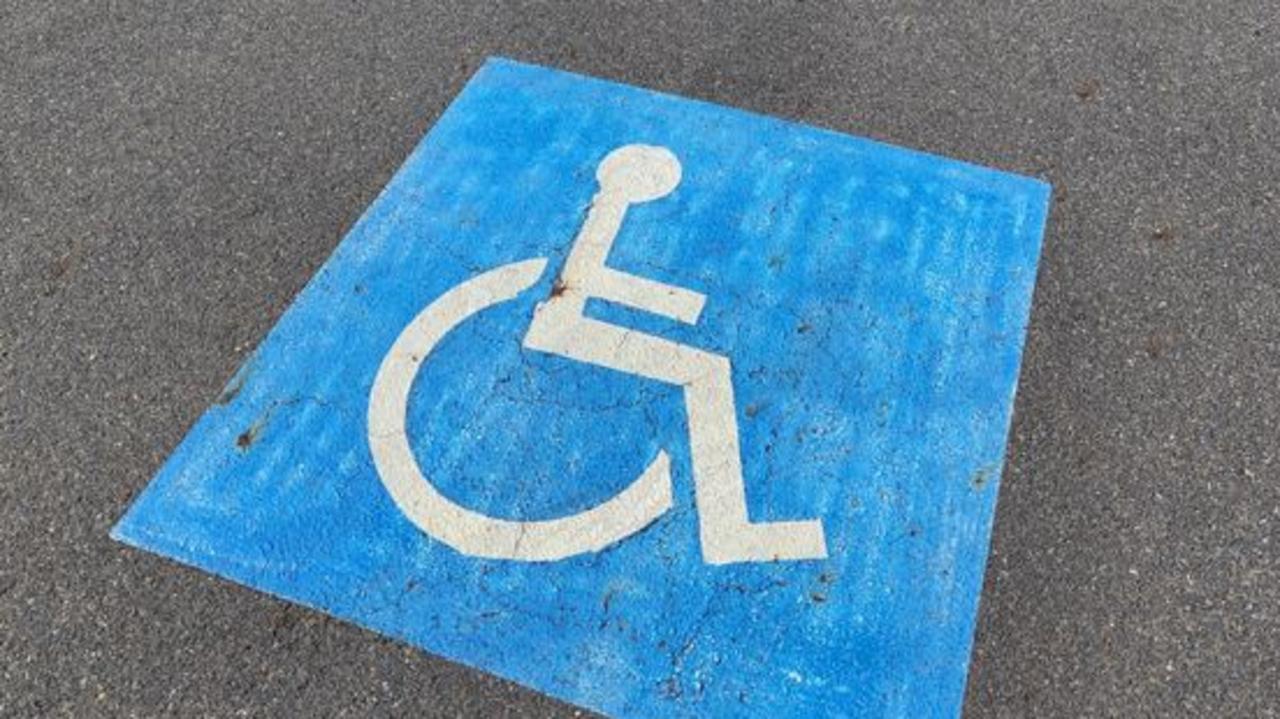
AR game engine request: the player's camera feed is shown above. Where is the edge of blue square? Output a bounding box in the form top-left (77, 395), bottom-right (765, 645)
top-left (113, 57), bottom-right (1051, 718)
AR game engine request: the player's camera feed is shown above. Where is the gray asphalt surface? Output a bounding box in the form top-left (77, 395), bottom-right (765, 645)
top-left (3, 1), bottom-right (1278, 716)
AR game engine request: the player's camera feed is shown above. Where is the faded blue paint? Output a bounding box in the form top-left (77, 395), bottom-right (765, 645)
top-left (113, 58), bottom-right (1050, 718)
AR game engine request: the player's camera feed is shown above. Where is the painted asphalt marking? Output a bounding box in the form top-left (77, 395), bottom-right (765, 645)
top-left (113, 58), bottom-right (1051, 718)
top-left (371, 144), bottom-right (826, 564)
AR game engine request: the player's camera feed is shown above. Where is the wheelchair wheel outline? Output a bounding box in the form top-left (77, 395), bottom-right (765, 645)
top-left (367, 257), bottom-right (675, 561)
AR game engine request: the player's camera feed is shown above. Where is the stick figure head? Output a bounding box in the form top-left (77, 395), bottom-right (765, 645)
top-left (596, 144), bottom-right (682, 203)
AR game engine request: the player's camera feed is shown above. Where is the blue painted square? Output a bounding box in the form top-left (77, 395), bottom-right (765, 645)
top-left (114, 58), bottom-right (1050, 717)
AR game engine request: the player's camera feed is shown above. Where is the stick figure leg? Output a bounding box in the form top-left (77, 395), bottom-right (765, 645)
top-left (682, 353), bottom-right (827, 564)
top-left (524, 313), bottom-right (828, 564)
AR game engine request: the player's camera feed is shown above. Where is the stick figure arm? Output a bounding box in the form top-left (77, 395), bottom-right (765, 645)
top-left (589, 267), bottom-right (706, 324)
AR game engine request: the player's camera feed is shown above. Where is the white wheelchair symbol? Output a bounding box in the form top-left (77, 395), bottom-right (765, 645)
top-left (368, 145), bottom-right (827, 565)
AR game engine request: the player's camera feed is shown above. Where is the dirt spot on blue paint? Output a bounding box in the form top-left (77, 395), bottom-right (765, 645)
top-left (971, 465), bottom-right (997, 491)
top-left (233, 397), bottom-right (312, 451)
top-left (235, 425), bottom-right (259, 450)
top-left (807, 572), bottom-right (835, 604)
top-left (235, 412), bottom-right (271, 451)
top-left (599, 587), bottom-right (619, 628)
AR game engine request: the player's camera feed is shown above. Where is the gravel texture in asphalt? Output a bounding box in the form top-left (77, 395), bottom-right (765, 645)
top-left (2, 2), bottom-right (1277, 716)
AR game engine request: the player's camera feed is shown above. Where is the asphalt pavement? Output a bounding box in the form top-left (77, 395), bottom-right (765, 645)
top-left (2, 1), bottom-right (1277, 716)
